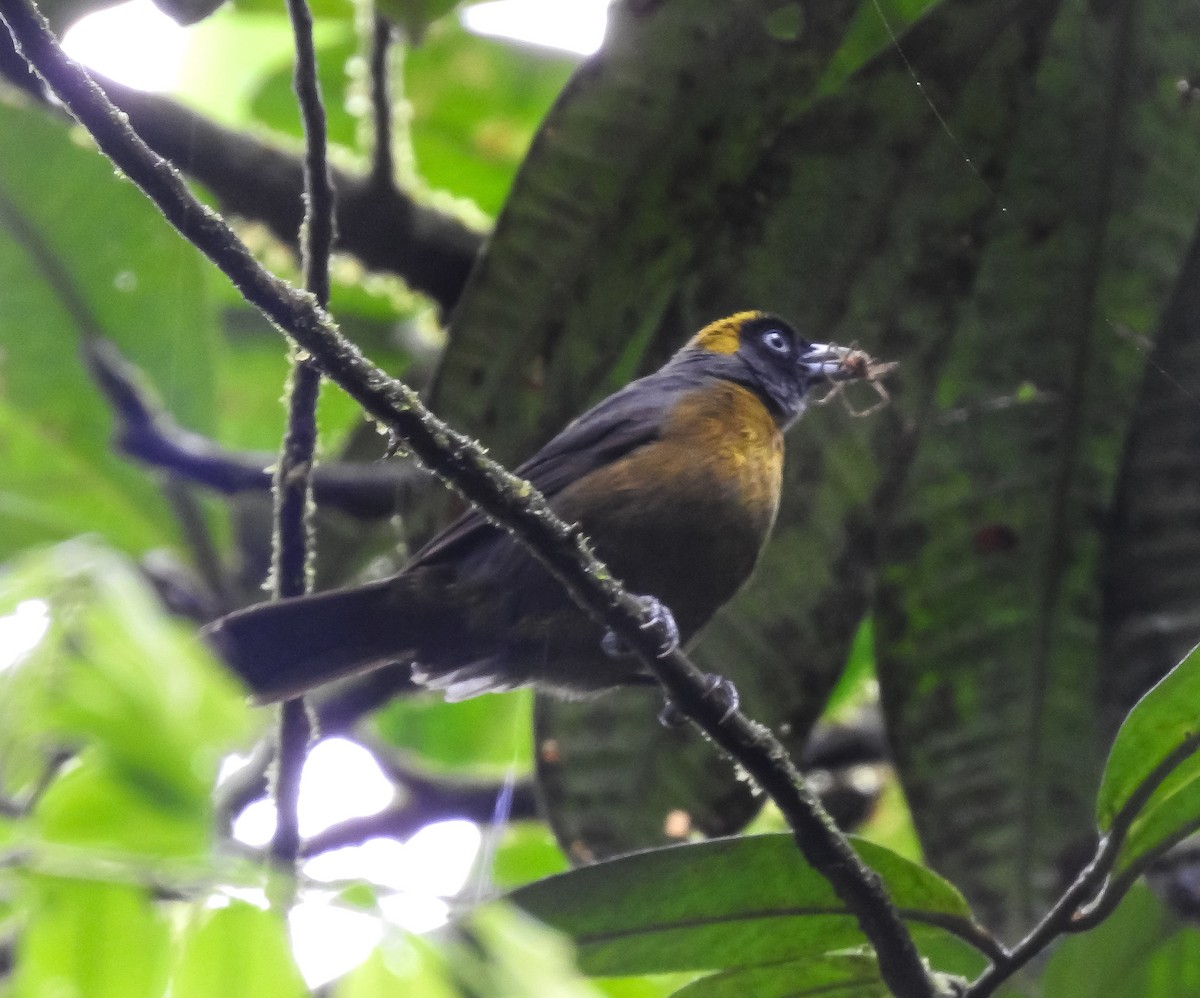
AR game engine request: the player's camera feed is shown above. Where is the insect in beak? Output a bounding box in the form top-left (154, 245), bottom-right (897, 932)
top-left (798, 342), bottom-right (858, 381)
top-left (808, 344), bottom-right (900, 417)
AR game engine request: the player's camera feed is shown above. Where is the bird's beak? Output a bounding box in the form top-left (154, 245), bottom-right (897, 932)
top-left (799, 343), bottom-right (857, 381)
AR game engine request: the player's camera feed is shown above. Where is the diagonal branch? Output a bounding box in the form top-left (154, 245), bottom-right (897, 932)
top-left (84, 337), bottom-right (427, 520)
top-left (0, 6), bottom-right (938, 995)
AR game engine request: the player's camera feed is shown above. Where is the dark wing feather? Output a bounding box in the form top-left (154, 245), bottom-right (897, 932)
top-left (410, 369), bottom-right (698, 569)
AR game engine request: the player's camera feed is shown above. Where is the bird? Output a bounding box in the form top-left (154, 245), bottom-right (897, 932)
top-left (205, 312), bottom-right (869, 705)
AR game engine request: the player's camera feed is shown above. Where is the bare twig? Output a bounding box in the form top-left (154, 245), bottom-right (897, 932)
top-left (268, 0), bottom-right (336, 868)
top-left (215, 738), bottom-right (275, 837)
top-left (368, 14), bottom-right (395, 191)
top-left (269, 697), bottom-right (311, 865)
top-left (0, 6), bottom-right (937, 993)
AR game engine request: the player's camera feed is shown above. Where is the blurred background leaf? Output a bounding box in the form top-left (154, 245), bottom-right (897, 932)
top-left (5, 0), bottom-right (1200, 990)
top-left (174, 902), bottom-right (308, 998)
top-left (13, 878), bottom-right (171, 998)
top-left (0, 99), bottom-right (218, 556)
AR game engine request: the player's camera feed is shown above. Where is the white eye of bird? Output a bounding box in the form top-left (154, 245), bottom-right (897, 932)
top-left (761, 329), bottom-right (790, 354)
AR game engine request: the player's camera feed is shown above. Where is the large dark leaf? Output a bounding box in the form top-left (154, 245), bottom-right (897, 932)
top-left (875, 0), bottom-right (1200, 936)
top-left (436, 0), bottom-right (1057, 859)
top-left (532, 690), bottom-right (760, 861)
top-left (1101, 222), bottom-right (1200, 740)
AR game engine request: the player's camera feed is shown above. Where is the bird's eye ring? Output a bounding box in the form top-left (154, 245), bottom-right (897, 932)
top-left (761, 329), bottom-right (790, 354)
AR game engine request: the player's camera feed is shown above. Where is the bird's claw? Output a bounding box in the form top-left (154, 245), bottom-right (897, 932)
top-left (601, 595), bottom-right (680, 659)
top-left (657, 673), bottom-right (740, 728)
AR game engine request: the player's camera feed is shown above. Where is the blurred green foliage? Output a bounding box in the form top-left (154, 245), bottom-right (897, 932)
top-left (3, 0), bottom-right (1200, 994)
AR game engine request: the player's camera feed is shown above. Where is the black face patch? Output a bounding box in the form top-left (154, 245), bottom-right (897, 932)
top-left (734, 315), bottom-right (823, 425)
top-left (739, 315), bottom-right (811, 364)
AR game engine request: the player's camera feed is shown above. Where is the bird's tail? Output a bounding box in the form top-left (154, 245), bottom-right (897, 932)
top-left (203, 573), bottom-right (463, 703)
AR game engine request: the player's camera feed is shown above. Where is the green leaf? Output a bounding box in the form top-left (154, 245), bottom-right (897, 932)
top-left (509, 834), bottom-right (980, 977)
top-left (596, 976), bottom-right (693, 998)
top-left (456, 903), bottom-right (612, 998)
top-left (1, 540), bottom-right (255, 854)
top-left (486, 822), bottom-right (570, 891)
top-left (174, 901), bottom-right (308, 998)
top-left (1114, 790), bottom-right (1200, 882)
top-left (0, 399), bottom-right (165, 562)
top-left (823, 617), bottom-right (878, 721)
top-left (873, 0), bottom-right (1200, 935)
top-left (34, 752), bottom-right (209, 857)
top-left (13, 876), bottom-right (170, 998)
top-left (1095, 641), bottom-right (1200, 872)
top-left (334, 935), bottom-right (458, 998)
top-left (816, 0), bottom-right (946, 95)
top-left (373, 689), bottom-right (533, 776)
top-left (0, 101), bottom-right (219, 555)
top-left (1097, 641), bottom-right (1200, 825)
top-left (229, 0), bottom-right (352, 20)
top-left (671, 954), bottom-right (884, 998)
top-left (407, 21), bottom-right (574, 215)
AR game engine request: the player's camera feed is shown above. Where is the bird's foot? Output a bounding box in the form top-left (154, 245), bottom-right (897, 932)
top-left (657, 673), bottom-right (741, 728)
top-left (601, 595), bottom-right (680, 660)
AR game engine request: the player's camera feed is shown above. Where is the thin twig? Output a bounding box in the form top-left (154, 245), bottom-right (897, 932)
top-left (368, 13), bottom-right (394, 191)
top-left (0, 7), bottom-right (937, 994)
top-left (965, 837), bottom-right (1117, 998)
top-left (288, 0), bottom-right (335, 308)
top-left (215, 738), bottom-right (275, 837)
top-left (267, 0), bottom-right (336, 868)
top-left (1071, 813), bottom-right (1200, 933)
top-left (269, 697), bottom-right (311, 864)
